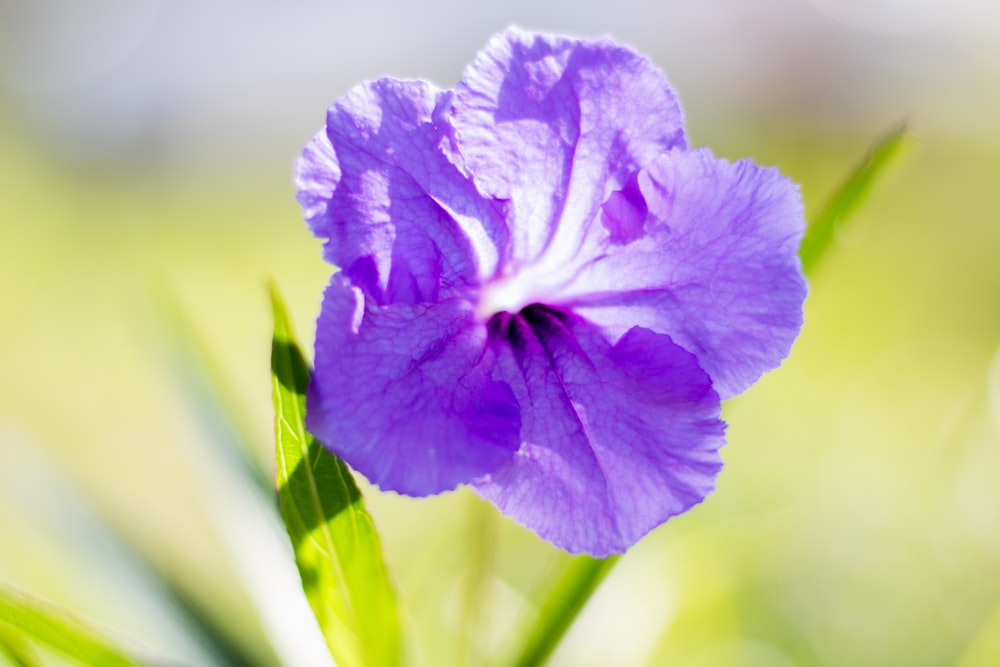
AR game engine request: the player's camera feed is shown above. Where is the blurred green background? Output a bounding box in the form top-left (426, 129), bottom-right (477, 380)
top-left (1, 1), bottom-right (999, 665)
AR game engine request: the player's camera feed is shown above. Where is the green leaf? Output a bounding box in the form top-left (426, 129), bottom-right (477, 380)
top-left (0, 624), bottom-right (42, 667)
top-left (505, 555), bottom-right (620, 667)
top-left (270, 284), bottom-right (403, 667)
top-left (156, 286), bottom-right (273, 496)
top-left (0, 581), bottom-right (150, 667)
top-left (800, 121), bottom-right (910, 272)
top-left (151, 574), bottom-right (275, 667)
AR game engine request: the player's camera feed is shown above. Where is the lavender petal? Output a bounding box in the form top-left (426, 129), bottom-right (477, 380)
top-left (295, 79), bottom-right (508, 303)
top-left (452, 27), bottom-right (687, 270)
top-left (475, 307), bottom-right (724, 556)
top-left (306, 274), bottom-right (521, 495)
top-left (566, 148), bottom-right (808, 399)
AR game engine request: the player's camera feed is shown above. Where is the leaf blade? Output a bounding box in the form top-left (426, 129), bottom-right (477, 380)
top-left (270, 284), bottom-right (403, 667)
top-left (0, 624), bottom-right (42, 667)
top-left (800, 121), bottom-right (910, 272)
top-left (0, 581), bottom-right (149, 667)
top-left (156, 286), bottom-right (273, 497)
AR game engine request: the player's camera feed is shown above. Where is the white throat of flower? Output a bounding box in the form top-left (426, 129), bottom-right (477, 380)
top-left (475, 257), bottom-right (575, 321)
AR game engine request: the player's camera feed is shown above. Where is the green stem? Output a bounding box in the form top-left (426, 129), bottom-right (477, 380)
top-left (507, 555), bottom-right (620, 667)
top-left (460, 496), bottom-right (498, 667)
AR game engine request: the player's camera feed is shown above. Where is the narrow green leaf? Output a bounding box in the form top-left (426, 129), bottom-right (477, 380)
top-left (152, 574), bottom-right (275, 667)
top-left (156, 287), bottom-right (273, 496)
top-left (506, 555), bottom-right (619, 667)
top-left (0, 581), bottom-right (149, 667)
top-left (800, 121), bottom-right (910, 272)
top-left (270, 284), bottom-right (403, 667)
top-left (0, 624), bottom-right (42, 667)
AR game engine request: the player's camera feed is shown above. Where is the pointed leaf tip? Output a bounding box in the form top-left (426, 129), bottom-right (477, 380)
top-left (800, 121), bottom-right (910, 273)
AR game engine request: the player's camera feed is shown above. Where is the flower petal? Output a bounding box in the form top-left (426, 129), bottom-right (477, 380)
top-left (295, 79), bottom-right (509, 304)
top-left (452, 27), bottom-right (686, 269)
top-left (565, 148), bottom-right (808, 399)
top-left (475, 307), bottom-right (724, 556)
top-left (306, 274), bottom-right (521, 495)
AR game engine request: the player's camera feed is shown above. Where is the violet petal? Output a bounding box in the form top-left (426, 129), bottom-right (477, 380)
top-left (475, 307), bottom-right (724, 556)
top-left (452, 27), bottom-right (686, 269)
top-left (295, 79), bottom-right (509, 303)
top-left (565, 148), bottom-right (808, 399)
top-left (306, 274), bottom-right (521, 495)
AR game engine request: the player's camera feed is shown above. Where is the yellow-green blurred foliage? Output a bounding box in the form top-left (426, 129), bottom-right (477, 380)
top-left (1, 2), bottom-right (998, 666)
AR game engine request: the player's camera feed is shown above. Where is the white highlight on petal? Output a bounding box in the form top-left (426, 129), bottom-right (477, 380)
top-left (347, 282), bottom-right (365, 332)
top-left (474, 254), bottom-right (583, 320)
top-left (476, 268), bottom-right (535, 319)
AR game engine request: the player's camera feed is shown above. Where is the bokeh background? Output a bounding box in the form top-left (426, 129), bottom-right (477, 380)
top-left (2, 1), bottom-right (999, 665)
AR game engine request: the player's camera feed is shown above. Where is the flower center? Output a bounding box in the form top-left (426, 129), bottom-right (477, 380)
top-left (476, 272), bottom-right (531, 321)
top-left (475, 261), bottom-right (567, 321)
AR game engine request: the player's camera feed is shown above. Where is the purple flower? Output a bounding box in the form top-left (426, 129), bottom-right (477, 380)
top-left (295, 28), bottom-right (806, 556)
